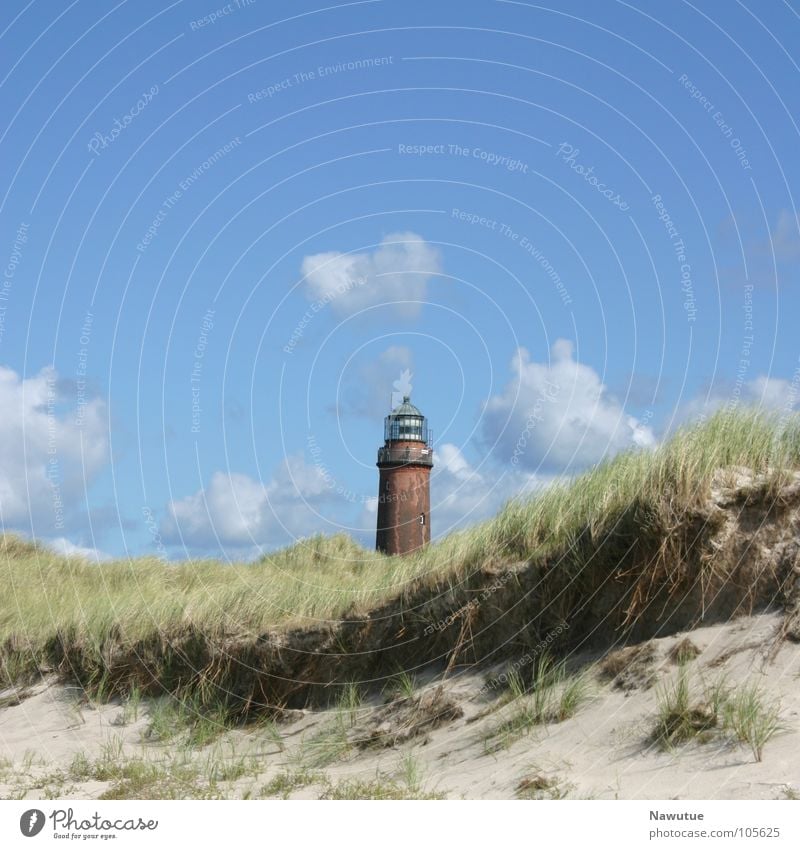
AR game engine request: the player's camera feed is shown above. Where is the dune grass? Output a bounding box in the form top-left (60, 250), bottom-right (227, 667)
top-left (2, 732), bottom-right (271, 801)
top-left (651, 669), bottom-right (783, 761)
top-left (652, 666), bottom-right (717, 749)
top-left (724, 681), bottom-right (782, 762)
top-left (483, 652), bottom-right (593, 751)
top-left (1, 408), bottom-right (799, 702)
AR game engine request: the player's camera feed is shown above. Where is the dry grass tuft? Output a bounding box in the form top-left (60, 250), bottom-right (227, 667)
top-left (668, 638), bottom-right (702, 665)
top-left (600, 643), bottom-right (658, 691)
top-left (358, 686), bottom-right (464, 749)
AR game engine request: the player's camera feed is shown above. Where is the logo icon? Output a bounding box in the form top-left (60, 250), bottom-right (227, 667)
top-left (20, 809), bottom-right (45, 837)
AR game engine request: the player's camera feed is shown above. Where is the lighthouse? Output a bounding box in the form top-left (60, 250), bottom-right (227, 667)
top-left (375, 396), bottom-right (433, 555)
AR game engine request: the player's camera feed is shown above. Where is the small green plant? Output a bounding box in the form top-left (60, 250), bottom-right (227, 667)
top-left (0, 653), bottom-right (36, 691)
top-left (144, 697), bottom-right (184, 742)
top-left (101, 734), bottom-right (124, 763)
top-left (112, 685), bottom-right (143, 726)
top-left (301, 716), bottom-right (352, 768)
top-left (338, 682), bottom-right (362, 728)
top-left (143, 695), bottom-right (229, 746)
top-left (68, 751), bottom-right (93, 781)
top-left (652, 667), bottom-right (716, 750)
top-left (319, 778), bottom-right (444, 800)
top-left (483, 654), bottom-right (590, 751)
top-left (203, 740), bottom-right (261, 783)
top-left (205, 753), bottom-right (253, 783)
top-left (88, 669), bottom-right (113, 707)
top-left (100, 763), bottom-right (217, 800)
top-left (384, 671), bottom-right (417, 700)
top-left (260, 769), bottom-right (326, 799)
top-left (556, 669), bottom-right (593, 721)
top-left (21, 749), bottom-right (40, 770)
top-left (397, 752), bottom-right (423, 794)
top-left (297, 684), bottom-right (366, 767)
top-left (93, 736), bottom-right (128, 782)
top-left (705, 674), bottom-right (732, 719)
top-left (252, 715), bottom-right (285, 751)
top-left (503, 668), bottom-right (527, 702)
top-left (725, 682), bottom-right (781, 762)
top-left (529, 654), bottom-right (558, 722)
top-left (185, 707), bottom-right (229, 747)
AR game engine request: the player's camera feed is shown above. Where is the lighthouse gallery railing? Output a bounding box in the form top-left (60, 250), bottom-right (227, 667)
top-left (377, 445), bottom-right (434, 467)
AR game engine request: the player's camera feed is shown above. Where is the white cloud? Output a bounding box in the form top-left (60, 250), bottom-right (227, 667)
top-left (0, 365), bottom-right (108, 532)
top-left (432, 443), bottom-right (545, 535)
top-left (300, 232), bottom-right (441, 318)
top-left (161, 453), bottom-right (335, 552)
top-left (163, 471), bottom-right (267, 548)
top-left (46, 536), bottom-right (111, 562)
top-left (746, 375), bottom-right (796, 411)
top-left (771, 209), bottom-right (800, 262)
top-left (481, 340), bottom-right (655, 472)
top-left (678, 375), bottom-right (799, 424)
top-left (337, 345), bottom-right (414, 420)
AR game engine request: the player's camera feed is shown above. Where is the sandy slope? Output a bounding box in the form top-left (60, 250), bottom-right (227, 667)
top-left (1, 610), bottom-right (798, 800)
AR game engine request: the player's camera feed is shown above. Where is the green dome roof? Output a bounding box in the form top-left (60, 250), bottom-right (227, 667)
top-left (390, 396), bottom-right (423, 417)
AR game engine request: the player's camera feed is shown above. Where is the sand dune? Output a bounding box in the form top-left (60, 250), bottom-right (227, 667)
top-left (2, 609), bottom-right (798, 800)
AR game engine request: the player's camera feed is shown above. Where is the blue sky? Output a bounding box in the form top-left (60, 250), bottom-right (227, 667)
top-left (1, 0), bottom-right (799, 560)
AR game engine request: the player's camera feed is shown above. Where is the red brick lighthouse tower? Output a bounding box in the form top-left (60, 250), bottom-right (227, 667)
top-left (375, 396), bottom-right (433, 555)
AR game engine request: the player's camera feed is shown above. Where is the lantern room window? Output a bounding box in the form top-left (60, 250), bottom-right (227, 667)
top-left (383, 396), bottom-right (429, 444)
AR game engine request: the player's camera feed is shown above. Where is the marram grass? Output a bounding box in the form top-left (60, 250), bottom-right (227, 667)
top-left (1, 408), bottom-right (799, 697)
